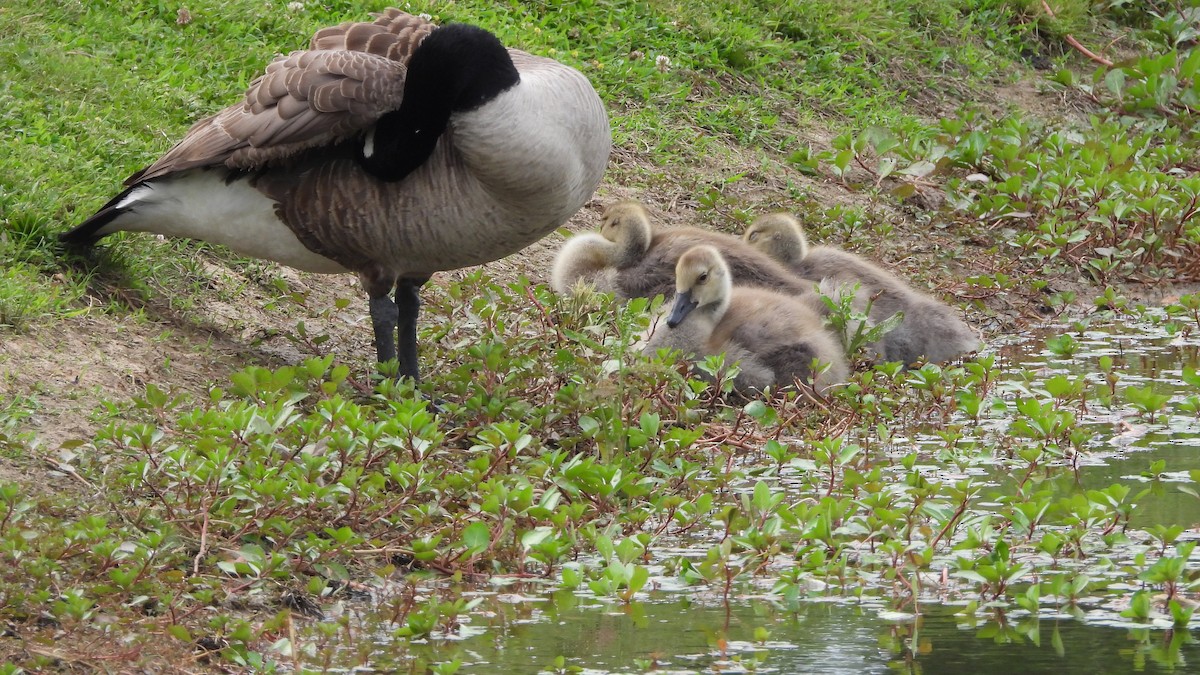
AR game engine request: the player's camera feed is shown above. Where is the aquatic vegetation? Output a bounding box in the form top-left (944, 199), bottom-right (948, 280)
top-left (5, 277), bottom-right (1200, 670)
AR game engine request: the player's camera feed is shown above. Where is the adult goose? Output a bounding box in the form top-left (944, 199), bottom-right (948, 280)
top-left (61, 8), bottom-right (611, 382)
top-left (552, 201), bottom-right (822, 309)
top-left (643, 245), bottom-right (848, 392)
top-left (743, 213), bottom-right (980, 364)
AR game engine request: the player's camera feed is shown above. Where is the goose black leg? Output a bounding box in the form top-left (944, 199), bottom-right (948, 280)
top-left (368, 294), bottom-right (401, 367)
top-left (395, 277), bottom-right (429, 382)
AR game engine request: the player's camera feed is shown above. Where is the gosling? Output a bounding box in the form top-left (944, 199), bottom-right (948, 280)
top-left (643, 245), bottom-right (848, 392)
top-left (552, 201), bottom-right (822, 309)
top-left (743, 213), bottom-right (981, 364)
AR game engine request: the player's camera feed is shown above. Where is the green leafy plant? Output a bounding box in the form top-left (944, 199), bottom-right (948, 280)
top-left (817, 282), bottom-right (905, 361)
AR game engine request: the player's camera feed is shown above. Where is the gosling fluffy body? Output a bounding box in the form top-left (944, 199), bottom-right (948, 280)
top-left (553, 201), bottom-right (822, 309)
top-left (644, 245), bottom-right (848, 392)
top-left (62, 9), bottom-right (611, 381)
top-left (744, 213), bottom-right (980, 364)
top-left (549, 232), bottom-right (622, 296)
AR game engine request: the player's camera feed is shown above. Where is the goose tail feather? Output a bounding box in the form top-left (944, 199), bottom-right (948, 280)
top-left (60, 185), bottom-right (139, 244)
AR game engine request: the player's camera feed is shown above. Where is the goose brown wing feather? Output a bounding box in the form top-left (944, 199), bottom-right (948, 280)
top-left (128, 48), bottom-right (409, 185)
top-left (310, 8), bottom-right (435, 61)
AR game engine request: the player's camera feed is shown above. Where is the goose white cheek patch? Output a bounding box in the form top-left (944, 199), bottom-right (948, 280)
top-left (362, 129), bottom-right (376, 158)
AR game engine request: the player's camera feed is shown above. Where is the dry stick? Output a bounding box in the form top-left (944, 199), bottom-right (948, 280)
top-left (288, 613), bottom-right (300, 674)
top-left (42, 457), bottom-right (95, 489)
top-left (1040, 0), bottom-right (1114, 67)
top-left (930, 497), bottom-right (970, 549)
top-left (23, 646), bottom-right (103, 670)
top-left (193, 508), bottom-right (211, 577)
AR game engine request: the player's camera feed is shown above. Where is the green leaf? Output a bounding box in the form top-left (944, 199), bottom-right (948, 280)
top-left (951, 570), bottom-right (989, 584)
top-left (520, 527), bottom-right (554, 551)
top-left (1051, 625), bottom-right (1065, 657)
top-left (628, 564), bottom-right (650, 594)
top-left (561, 566), bottom-right (582, 589)
top-left (579, 416), bottom-right (600, 436)
top-left (743, 400), bottom-right (767, 419)
top-left (898, 160), bottom-right (936, 178)
top-left (891, 182), bottom-right (917, 200)
top-left (1183, 367), bottom-right (1200, 388)
top-left (1104, 68), bottom-right (1126, 97)
top-left (876, 156), bottom-right (898, 179)
top-left (461, 522), bottom-right (491, 554)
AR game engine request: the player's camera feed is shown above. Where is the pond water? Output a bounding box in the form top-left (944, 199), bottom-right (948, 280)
top-left (986, 316), bottom-right (1200, 530)
top-left (306, 314), bottom-right (1200, 673)
top-left (319, 588), bottom-right (1200, 673)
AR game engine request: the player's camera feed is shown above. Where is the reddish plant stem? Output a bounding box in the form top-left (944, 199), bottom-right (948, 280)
top-left (1040, 1), bottom-right (1114, 67)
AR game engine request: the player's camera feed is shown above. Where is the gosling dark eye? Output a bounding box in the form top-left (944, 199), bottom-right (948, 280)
top-left (698, 273), bottom-right (709, 284)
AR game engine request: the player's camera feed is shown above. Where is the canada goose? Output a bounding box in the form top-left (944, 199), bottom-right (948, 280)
top-left (743, 213), bottom-right (981, 364)
top-left (552, 201), bottom-right (823, 310)
top-left (644, 245), bottom-right (848, 391)
top-left (60, 9), bottom-right (611, 382)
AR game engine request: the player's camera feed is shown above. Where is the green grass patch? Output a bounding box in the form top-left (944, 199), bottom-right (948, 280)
top-left (0, 264), bottom-right (81, 329)
top-left (0, 0), bottom-right (1164, 324)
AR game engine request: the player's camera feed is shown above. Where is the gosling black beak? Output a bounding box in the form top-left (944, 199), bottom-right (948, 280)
top-left (666, 290), bottom-right (698, 328)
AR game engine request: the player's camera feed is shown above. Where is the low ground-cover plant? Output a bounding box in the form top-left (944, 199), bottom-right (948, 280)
top-left (796, 107), bottom-right (1200, 282)
top-left (782, 4), bottom-right (1200, 284)
top-left (5, 281), bottom-right (1200, 670)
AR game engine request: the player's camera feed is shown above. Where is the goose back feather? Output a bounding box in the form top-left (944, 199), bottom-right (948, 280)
top-left (553, 201), bottom-right (823, 312)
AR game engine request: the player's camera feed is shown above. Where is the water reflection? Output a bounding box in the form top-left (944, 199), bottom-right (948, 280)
top-left (904, 605), bottom-right (1198, 674)
top-left (313, 591), bottom-right (1199, 674)
top-left (955, 317), bottom-right (1200, 529)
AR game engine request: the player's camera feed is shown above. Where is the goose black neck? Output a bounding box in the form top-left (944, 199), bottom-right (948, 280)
top-left (360, 23), bottom-right (520, 182)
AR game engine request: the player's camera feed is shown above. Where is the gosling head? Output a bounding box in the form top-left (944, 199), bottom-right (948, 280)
top-left (599, 201), bottom-right (654, 263)
top-left (666, 245), bottom-right (732, 328)
top-left (743, 213), bottom-right (809, 264)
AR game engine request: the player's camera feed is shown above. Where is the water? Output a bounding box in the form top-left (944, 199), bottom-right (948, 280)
top-left (316, 591), bottom-right (1200, 673)
top-left (304, 314), bottom-right (1200, 673)
top-left (986, 317), bottom-right (1200, 529)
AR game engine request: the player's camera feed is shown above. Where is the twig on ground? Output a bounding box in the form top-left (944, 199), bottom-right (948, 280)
top-left (1040, 0), bottom-right (1113, 67)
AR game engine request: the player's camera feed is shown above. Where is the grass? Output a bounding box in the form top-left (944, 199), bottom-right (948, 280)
top-left (4, 0), bottom-right (1200, 671)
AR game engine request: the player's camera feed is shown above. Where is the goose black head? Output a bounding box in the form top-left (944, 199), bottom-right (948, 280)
top-left (361, 23), bottom-right (521, 182)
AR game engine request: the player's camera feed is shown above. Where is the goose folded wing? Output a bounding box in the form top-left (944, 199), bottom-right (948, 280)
top-left (309, 8), bottom-right (435, 61)
top-left (127, 49), bottom-right (408, 185)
